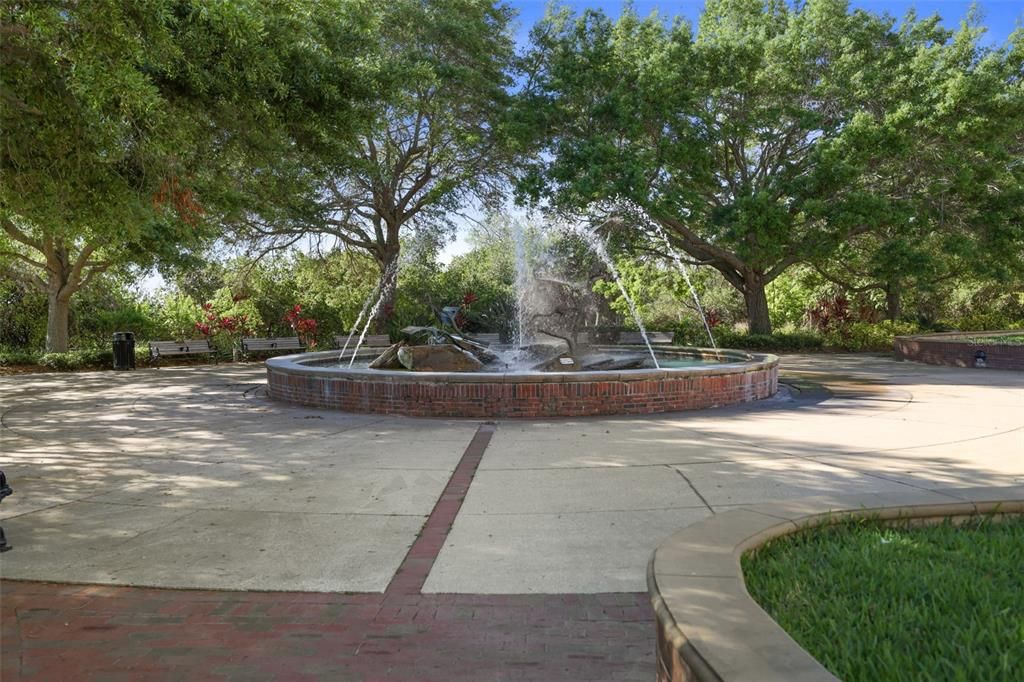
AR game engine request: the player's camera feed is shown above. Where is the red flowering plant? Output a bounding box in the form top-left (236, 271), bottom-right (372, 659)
top-left (807, 294), bottom-right (851, 334)
top-left (454, 291), bottom-right (477, 331)
top-left (195, 301), bottom-right (252, 359)
top-left (703, 308), bottom-right (723, 329)
top-left (283, 304), bottom-right (319, 350)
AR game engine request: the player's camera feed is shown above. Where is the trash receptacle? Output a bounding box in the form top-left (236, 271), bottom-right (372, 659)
top-left (113, 331), bottom-right (136, 370)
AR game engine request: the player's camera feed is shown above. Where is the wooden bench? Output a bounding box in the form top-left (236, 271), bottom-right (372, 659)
top-left (149, 339), bottom-right (215, 364)
top-left (619, 331), bottom-right (675, 345)
top-left (333, 334), bottom-right (392, 348)
top-left (242, 337), bottom-right (304, 354)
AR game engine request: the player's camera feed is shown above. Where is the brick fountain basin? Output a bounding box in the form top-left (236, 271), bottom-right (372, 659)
top-left (266, 346), bottom-right (779, 418)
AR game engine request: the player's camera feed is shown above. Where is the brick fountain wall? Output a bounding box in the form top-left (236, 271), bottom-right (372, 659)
top-left (266, 351), bottom-right (779, 418)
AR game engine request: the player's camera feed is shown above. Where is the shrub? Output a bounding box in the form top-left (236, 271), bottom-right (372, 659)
top-left (938, 312), bottom-right (1024, 332)
top-left (37, 349), bottom-right (114, 371)
top-left (0, 349), bottom-right (41, 366)
top-left (674, 317), bottom-right (713, 345)
top-left (156, 292), bottom-right (203, 341)
top-left (824, 320), bottom-right (921, 352)
top-left (715, 330), bottom-right (825, 351)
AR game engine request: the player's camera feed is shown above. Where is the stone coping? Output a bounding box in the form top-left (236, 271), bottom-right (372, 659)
top-left (266, 347), bottom-right (776, 384)
top-left (648, 485), bottom-right (1024, 682)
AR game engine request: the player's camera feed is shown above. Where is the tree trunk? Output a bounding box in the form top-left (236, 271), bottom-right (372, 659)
top-left (46, 292), bottom-right (71, 352)
top-left (885, 281), bottom-right (902, 322)
top-left (743, 276), bottom-right (772, 335)
top-left (372, 247), bottom-right (400, 333)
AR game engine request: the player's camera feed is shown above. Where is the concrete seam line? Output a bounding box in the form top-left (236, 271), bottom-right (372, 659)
top-left (384, 423), bottom-right (495, 595)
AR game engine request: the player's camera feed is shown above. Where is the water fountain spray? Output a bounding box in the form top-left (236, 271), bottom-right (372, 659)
top-left (339, 283), bottom-right (380, 363)
top-left (560, 214), bottom-right (661, 369)
top-left (512, 218), bottom-right (531, 350)
top-left (649, 223), bottom-right (719, 355)
top-left (593, 201), bottom-right (720, 356)
top-left (347, 258), bottom-right (401, 367)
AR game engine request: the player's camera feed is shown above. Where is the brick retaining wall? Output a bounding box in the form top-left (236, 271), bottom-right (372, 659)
top-left (266, 352), bottom-right (778, 418)
top-left (894, 331), bottom-right (1024, 371)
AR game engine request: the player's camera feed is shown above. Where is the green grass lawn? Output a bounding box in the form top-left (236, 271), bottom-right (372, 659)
top-left (742, 515), bottom-right (1024, 682)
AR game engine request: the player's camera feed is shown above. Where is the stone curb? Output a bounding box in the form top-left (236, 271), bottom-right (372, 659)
top-left (647, 485), bottom-right (1024, 682)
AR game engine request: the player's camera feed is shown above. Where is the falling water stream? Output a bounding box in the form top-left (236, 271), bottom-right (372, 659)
top-left (338, 285), bottom-right (379, 363)
top-left (345, 258), bottom-right (401, 367)
top-left (564, 218), bottom-right (661, 369)
top-left (648, 221), bottom-right (720, 354)
top-left (512, 219), bottom-right (531, 350)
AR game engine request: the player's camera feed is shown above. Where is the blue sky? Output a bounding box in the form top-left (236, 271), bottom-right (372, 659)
top-left (508, 1), bottom-right (1022, 46)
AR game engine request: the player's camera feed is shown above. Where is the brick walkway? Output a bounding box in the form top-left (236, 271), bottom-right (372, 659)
top-left (0, 424), bottom-right (654, 681)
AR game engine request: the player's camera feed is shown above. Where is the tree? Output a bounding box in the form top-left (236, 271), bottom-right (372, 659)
top-left (240, 0), bottom-right (516, 330)
top-left (519, 0), bottom-right (1022, 333)
top-left (813, 23), bottom-right (1024, 320)
top-left (1, 1), bottom-right (373, 350)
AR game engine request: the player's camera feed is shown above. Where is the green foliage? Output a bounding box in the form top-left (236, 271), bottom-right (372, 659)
top-left (1, 0), bottom-right (378, 350)
top-left (156, 292), bottom-right (202, 342)
top-left (824, 320), bottom-right (921, 352)
top-left (519, 3), bottom-right (1024, 333)
top-left (743, 515), bottom-right (1024, 681)
top-left (715, 330), bottom-right (825, 352)
top-left (0, 277), bottom-right (47, 348)
top-left (766, 268), bottom-right (822, 328)
top-left (0, 349), bottom-right (40, 367)
top-left (235, 0), bottom-right (517, 332)
top-left (38, 349), bottom-right (114, 371)
top-left (89, 303), bottom-right (161, 346)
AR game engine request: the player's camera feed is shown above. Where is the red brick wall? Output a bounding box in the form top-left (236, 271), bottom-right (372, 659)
top-left (266, 365), bottom-right (778, 418)
top-left (894, 334), bottom-right (1024, 371)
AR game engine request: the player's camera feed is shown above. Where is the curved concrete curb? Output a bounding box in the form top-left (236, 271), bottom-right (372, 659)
top-left (648, 486), bottom-right (1024, 682)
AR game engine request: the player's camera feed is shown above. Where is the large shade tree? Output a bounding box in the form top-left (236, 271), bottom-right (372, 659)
top-left (519, 0), bottom-right (1023, 333)
top-left (1, 0), bottom-right (374, 350)
top-left (813, 23), bottom-right (1024, 320)
top-left (240, 0), bottom-right (516, 330)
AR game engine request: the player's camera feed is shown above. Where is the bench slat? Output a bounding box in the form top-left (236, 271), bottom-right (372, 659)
top-left (150, 340), bottom-right (214, 357)
top-left (333, 334), bottom-right (391, 348)
top-left (242, 337), bottom-right (304, 352)
top-left (619, 331), bottom-right (674, 344)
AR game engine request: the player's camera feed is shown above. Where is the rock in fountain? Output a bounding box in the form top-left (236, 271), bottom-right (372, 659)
top-left (398, 344), bottom-right (484, 372)
top-left (368, 326), bottom-right (498, 372)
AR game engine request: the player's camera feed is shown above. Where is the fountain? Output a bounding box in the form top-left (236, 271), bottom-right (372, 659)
top-left (266, 211), bottom-right (778, 417)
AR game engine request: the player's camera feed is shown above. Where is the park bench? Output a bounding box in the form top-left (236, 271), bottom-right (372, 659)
top-left (242, 337), bottom-right (304, 355)
top-left (149, 339), bottom-right (216, 364)
top-left (333, 334), bottom-right (392, 348)
top-left (619, 331), bottom-right (675, 345)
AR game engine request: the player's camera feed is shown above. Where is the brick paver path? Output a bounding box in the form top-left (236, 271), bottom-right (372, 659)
top-left (0, 424), bottom-right (654, 681)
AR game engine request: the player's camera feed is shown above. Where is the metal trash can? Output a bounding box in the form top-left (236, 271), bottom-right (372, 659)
top-left (113, 331), bottom-right (136, 370)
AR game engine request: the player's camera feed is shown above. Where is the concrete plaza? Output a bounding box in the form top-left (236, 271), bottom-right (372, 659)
top-left (1, 354), bottom-right (1021, 679)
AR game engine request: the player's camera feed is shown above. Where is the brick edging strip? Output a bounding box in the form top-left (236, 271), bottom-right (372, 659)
top-left (386, 423), bottom-right (495, 595)
top-left (648, 485), bottom-right (1024, 682)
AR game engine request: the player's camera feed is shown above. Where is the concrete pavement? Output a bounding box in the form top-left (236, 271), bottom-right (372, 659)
top-left (1, 355), bottom-right (1021, 595)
